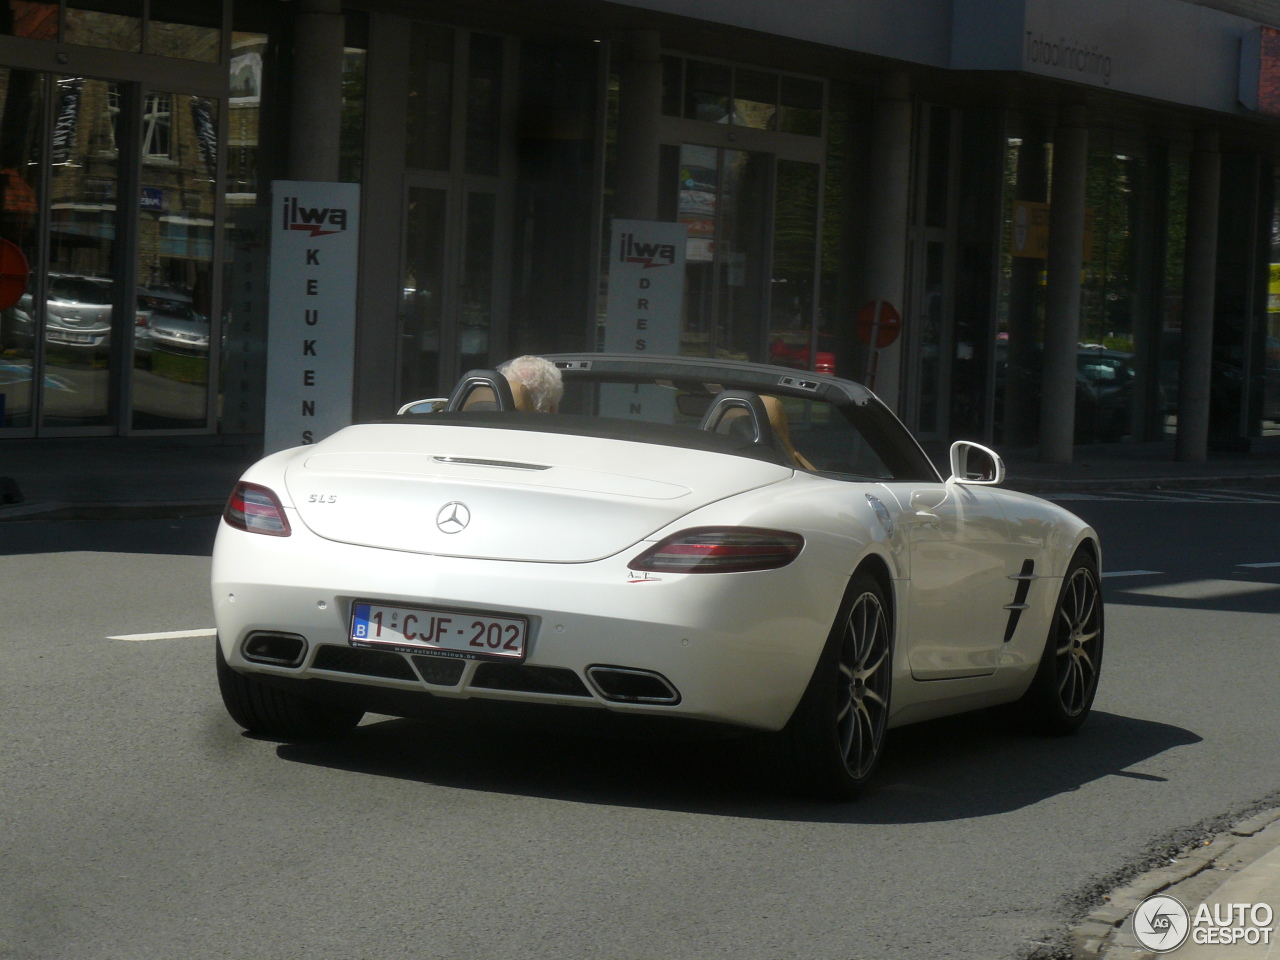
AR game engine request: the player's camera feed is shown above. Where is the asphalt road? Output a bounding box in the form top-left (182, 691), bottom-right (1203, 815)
top-left (1, 493), bottom-right (1278, 960)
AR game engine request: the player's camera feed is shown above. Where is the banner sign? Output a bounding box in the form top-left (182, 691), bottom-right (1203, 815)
top-left (51, 80), bottom-right (81, 165)
top-left (264, 180), bottom-right (360, 454)
top-left (190, 98), bottom-right (218, 178)
top-left (601, 218), bottom-right (687, 422)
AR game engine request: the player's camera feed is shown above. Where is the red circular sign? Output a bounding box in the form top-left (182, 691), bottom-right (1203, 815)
top-left (855, 300), bottom-right (902, 348)
top-left (0, 239), bottom-right (30, 311)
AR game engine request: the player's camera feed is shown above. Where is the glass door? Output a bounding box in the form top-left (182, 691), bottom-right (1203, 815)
top-left (677, 143), bottom-right (771, 361)
top-left (0, 68), bottom-right (219, 436)
top-left (906, 104), bottom-right (958, 440)
top-left (129, 89), bottom-right (218, 429)
top-left (397, 25), bottom-right (511, 405)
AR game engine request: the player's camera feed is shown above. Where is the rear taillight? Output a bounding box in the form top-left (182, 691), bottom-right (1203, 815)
top-left (224, 482), bottom-right (291, 536)
top-left (629, 527), bottom-right (804, 574)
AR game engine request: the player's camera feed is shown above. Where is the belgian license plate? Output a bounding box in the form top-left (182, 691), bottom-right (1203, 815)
top-left (350, 601), bottom-right (526, 660)
top-left (53, 332), bottom-right (94, 343)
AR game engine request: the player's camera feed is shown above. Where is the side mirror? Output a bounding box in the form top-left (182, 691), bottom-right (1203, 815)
top-left (948, 440), bottom-right (1005, 486)
top-left (396, 397), bottom-right (448, 416)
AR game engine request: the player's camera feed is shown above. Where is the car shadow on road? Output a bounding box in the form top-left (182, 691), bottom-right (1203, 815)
top-left (274, 707), bottom-right (1199, 824)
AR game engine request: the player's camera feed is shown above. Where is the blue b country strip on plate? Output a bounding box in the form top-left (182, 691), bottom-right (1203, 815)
top-left (350, 601), bottom-right (526, 660)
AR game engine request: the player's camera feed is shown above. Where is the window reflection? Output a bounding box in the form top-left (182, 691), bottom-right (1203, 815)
top-left (0, 67), bottom-right (44, 429)
top-left (399, 187), bottom-right (447, 403)
top-left (65, 0), bottom-right (141, 52)
top-left (460, 191), bottom-right (495, 370)
top-left (147, 0), bottom-right (220, 62)
top-left (465, 34), bottom-right (503, 176)
top-left (769, 160), bottom-right (821, 373)
top-left (43, 76), bottom-right (121, 428)
top-left (220, 29), bottom-right (269, 436)
top-left (131, 91), bottom-right (217, 429)
top-left (1, 1), bottom-right (58, 40)
top-left (406, 23), bottom-right (453, 171)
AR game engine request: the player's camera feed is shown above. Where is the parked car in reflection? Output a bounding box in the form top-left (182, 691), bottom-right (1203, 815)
top-left (770, 333), bottom-right (836, 375)
top-left (138, 290), bottom-right (208, 357)
top-left (995, 343), bottom-right (1137, 444)
top-left (11, 274), bottom-right (115, 355)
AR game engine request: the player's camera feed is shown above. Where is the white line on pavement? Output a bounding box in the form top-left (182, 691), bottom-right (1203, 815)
top-left (1101, 570), bottom-right (1163, 579)
top-left (107, 628), bottom-right (217, 642)
top-left (1238, 561), bottom-right (1280, 568)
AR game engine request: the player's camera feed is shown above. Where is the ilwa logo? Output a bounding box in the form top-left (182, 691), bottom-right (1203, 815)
top-left (619, 232), bottom-right (676, 269)
top-left (281, 196), bottom-right (348, 238)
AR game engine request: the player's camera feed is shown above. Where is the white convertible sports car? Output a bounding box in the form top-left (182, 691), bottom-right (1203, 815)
top-left (213, 354), bottom-right (1103, 798)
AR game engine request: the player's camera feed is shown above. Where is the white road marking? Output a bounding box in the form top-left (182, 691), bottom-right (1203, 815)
top-left (1239, 561), bottom-right (1280, 568)
top-left (107, 628), bottom-right (217, 642)
top-left (1101, 570), bottom-right (1163, 579)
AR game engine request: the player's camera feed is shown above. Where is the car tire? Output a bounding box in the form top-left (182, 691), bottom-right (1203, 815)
top-left (1020, 550), bottom-right (1104, 735)
top-left (780, 571), bottom-right (893, 800)
top-left (215, 639), bottom-right (363, 740)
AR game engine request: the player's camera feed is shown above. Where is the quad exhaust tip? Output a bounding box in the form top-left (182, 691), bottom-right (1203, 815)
top-left (585, 665), bottom-right (681, 705)
top-left (242, 631), bottom-right (308, 667)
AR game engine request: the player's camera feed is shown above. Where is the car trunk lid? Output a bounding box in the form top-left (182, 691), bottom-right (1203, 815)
top-left (284, 423), bottom-right (791, 562)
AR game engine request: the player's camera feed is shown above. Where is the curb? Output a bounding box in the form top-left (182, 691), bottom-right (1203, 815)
top-left (0, 499), bottom-right (226, 523)
top-left (1005, 473), bottom-right (1280, 493)
top-left (1071, 808), bottom-right (1280, 960)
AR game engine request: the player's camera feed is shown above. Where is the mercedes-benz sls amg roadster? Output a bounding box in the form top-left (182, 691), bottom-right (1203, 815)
top-left (213, 354), bottom-right (1103, 799)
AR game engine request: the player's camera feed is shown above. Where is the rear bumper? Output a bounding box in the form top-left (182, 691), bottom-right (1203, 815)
top-left (212, 511), bottom-right (844, 731)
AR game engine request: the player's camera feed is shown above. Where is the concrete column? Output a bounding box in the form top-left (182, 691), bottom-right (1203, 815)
top-left (1039, 106), bottom-right (1088, 464)
top-left (863, 71), bottom-right (912, 409)
top-left (1175, 130), bottom-right (1221, 463)
top-left (289, 0), bottom-right (345, 182)
top-left (615, 31), bottom-right (662, 221)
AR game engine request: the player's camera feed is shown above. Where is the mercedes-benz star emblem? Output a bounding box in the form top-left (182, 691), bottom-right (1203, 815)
top-left (436, 501), bottom-right (470, 534)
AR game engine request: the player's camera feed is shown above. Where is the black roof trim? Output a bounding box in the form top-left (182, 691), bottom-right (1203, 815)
top-left (540, 353), bottom-right (876, 407)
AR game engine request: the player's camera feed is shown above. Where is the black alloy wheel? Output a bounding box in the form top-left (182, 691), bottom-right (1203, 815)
top-left (783, 571), bottom-right (893, 800)
top-left (1022, 551), bottom-right (1104, 734)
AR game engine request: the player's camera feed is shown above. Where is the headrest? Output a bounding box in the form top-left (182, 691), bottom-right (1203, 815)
top-left (761, 395), bottom-right (817, 471)
top-left (505, 378), bottom-right (534, 413)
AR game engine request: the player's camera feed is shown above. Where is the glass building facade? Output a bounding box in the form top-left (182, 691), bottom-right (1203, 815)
top-left (2, 0), bottom-right (1279, 456)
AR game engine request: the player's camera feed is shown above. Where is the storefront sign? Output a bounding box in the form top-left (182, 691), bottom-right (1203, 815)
top-left (601, 219), bottom-right (687, 421)
top-left (140, 187), bottom-right (164, 211)
top-left (952, 0), bottom-right (1250, 114)
top-left (264, 181), bottom-right (360, 454)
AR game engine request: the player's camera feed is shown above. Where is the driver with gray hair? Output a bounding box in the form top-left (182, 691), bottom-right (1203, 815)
top-left (498, 355), bottom-right (564, 413)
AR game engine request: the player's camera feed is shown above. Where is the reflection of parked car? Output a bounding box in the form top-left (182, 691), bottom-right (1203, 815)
top-left (770, 334), bottom-right (836, 375)
top-left (1163, 329), bottom-right (1280, 429)
top-left (12, 275), bottom-right (115, 354)
top-left (139, 290), bottom-right (208, 356)
top-left (995, 344), bottom-right (1136, 444)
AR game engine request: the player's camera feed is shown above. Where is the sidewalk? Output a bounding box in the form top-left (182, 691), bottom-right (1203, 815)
top-left (3, 434), bottom-right (1280, 522)
top-left (0, 434), bottom-right (261, 521)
